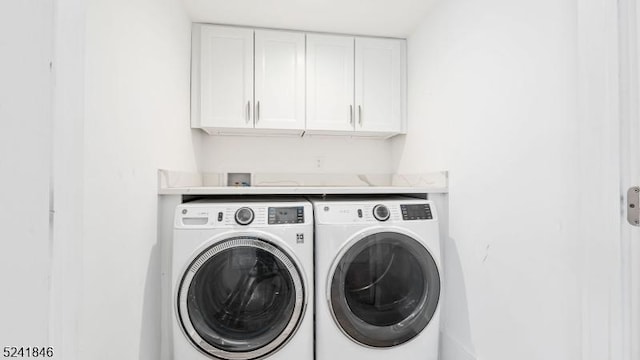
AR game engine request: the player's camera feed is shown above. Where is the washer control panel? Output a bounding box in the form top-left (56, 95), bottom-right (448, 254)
top-left (268, 206), bottom-right (304, 225)
top-left (175, 200), bottom-right (311, 228)
top-left (401, 204), bottom-right (433, 220)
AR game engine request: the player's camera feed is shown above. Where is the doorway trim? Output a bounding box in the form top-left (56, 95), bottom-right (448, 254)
top-left (618, 0), bottom-right (640, 359)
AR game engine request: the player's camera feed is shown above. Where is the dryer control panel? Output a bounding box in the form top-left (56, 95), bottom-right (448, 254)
top-left (313, 199), bottom-right (437, 225)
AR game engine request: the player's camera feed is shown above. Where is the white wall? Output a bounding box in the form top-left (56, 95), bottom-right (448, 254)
top-left (0, 0), bottom-right (53, 347)
top-left (392, 0), bottom-right (620, 358)
top-left (82, 0), bottom-right (198, 358)
top-left (50, 0), bottom-right (87, 358)
top-left (198, 135), bottom-right (393, 175)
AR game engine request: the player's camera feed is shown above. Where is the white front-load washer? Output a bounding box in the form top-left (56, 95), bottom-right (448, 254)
top-left (312, 197), bottom-right (441, 360)
top-left (172, 198), bottom-right (313, 360)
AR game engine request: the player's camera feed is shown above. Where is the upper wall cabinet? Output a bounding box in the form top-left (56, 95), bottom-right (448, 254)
top-left (191, 24), bottom-right (406, 137)
top-left (306, 35), bottom-right (406, 137)
top-left (191, 25), bottom-right (305, 135)
top-left (254, 30), bottom-right (306, 131)
top-left (306, 34), bottom-right (355, 132)
top-left (355, 37), bottom-right (405, 135)
top-left (191, 25), bottom-right (254, 132)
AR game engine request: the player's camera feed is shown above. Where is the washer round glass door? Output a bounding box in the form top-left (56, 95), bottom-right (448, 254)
top-left (178, 237), bottom-right (305, 360)
top-left (329, 231), bottom-right (440, 348)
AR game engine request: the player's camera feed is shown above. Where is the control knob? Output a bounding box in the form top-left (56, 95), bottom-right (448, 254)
top-left (235, 207), bottom-right (255, 225)
top-left (373, 204), bottom-right (390, 221)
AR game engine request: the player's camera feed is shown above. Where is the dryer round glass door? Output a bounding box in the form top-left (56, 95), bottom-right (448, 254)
top-left (329, 232), bottom-right (440, 348)
top-left (177, 237), bottom-right (305, 360)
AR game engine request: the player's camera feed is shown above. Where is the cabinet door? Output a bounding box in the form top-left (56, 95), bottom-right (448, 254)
top-left (306, 34), bottom-right (355, 132)
top-left (355, 37), bottom-right (405, 134)
top-left (254, 30), bottom-right (305, 130)
top-left (192, 24), bottom-right (253, 130)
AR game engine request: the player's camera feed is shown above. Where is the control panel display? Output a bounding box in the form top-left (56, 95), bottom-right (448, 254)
top-left (401, 204), bottom-right (433, 220)
top-left (268, 207), bottom-right (304, 224)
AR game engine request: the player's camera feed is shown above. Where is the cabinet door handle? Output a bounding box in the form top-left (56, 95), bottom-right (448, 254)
top-left (256, 101), bottom-right (260, 123)
top-left (358, 105), bottom-right (362, 126)
top-left (350, 105), bottom-right (354, 125)
top-left (246, 101), bottom-right (251, 123)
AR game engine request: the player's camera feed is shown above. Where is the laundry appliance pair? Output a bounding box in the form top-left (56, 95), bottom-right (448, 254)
top-left (172, 196), bottom-right (441, 360)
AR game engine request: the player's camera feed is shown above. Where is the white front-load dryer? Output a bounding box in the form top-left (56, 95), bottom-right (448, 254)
top-left (172, 199), bottom-right (313, 360)
top-left (312, 197), bottom-right (441, 360)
